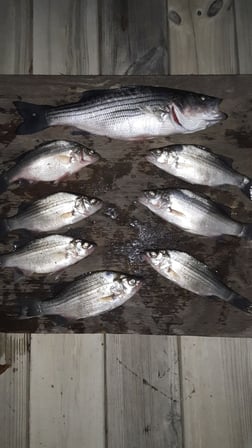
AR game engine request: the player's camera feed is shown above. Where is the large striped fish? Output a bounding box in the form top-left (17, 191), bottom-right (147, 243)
top-left (14, 86), bottom-right (227, 140)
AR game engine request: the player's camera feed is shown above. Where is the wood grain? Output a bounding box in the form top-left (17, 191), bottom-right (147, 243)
top-left (167, 0), bottom-right (238, 74)
top-left (101, 0), bottom-right (168, 75)
top-left (0, 0), bottom-right (33, 74)
top-left (106, 335), bottom-right (182, 447)
top-left (0, 334), bottom-right (30, 448)
top-left (234, 0), bottom-right (252, 74)
top-left (33, 0), bottom-right (99, 74)
top-left (181, 337), bottom-right (252, 448)
top-left (0, 75), bottom-right (252, 335)
top-left (29, 334), bottom-right (105, 448)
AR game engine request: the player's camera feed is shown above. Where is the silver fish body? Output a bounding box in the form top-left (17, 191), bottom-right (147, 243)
top-left (138, 189), bottom-right (251, 238)
top-left (21, 271), bottom-right (141, 319)
top-left (146, 145), bottom-right (252, 200)
top-left (14, 86), bottom-right (227, 140)
top-left (145, 249), bottom-right (252, 313)
top-left (0, 235), bottom-right (95, 274)
top-left (3, 192), bottom-right (102, 233)
top-left (1, 140), bottom-right (99, 188)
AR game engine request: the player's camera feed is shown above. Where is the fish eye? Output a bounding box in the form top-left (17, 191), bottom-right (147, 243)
top-left (88, 149), bottom-right (95, 154)
top-left (148, 191), bottom-right (156, 198)
top-left (160, 250), bottom-right (167, 255)
top-left (149, 251), bottom-right (158, 258)
top-left (200, 96), bottom-right (206, 102)
top-left (155, 149), bottom-right (162, 156)
top-left (82, 241), bottom-right (90, 249)
top-left (128, 278), bottom-right (136, 286)
top-left (90, 198), bottom-right (97, 205)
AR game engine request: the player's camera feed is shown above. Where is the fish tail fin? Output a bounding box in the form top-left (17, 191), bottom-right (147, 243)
top-left (0, 254), bottom-right (7, 268)
top-left (20, 299), bottom-right (44, 318)
top-left (14, 101), bottom-right (51, 135)
top-left (241, 179), bottom-right (252, 201)
top-left (0, 174), bottom-right (8, 193)
top-left (241, 224), bottom-right (252, 239)
top-left (229, 293), bottom-right (252, 314)
top-left (0, 218), bottom-right (10, 238)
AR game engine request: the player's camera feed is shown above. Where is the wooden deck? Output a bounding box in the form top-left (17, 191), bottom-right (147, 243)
top-left (0, 0), bottom-right (252, 446)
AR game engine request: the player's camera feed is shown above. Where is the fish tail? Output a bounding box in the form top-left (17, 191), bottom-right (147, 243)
top-left (241, 224), bottom-right (252, 239)
top-left (0, 218), bottom-right (10, 238)
top-left (20, 299), bottom-right (44, 318)
top-left (0, 254), bottom-right (7, 268)
top-left (14, 101), bottom-right (51, 135)
top-left (241, 179), bottom-right (252, 201)
top-left (0, 174), bottom-right (8, 193)
top-left (229, 293), bottom-right (252, 314)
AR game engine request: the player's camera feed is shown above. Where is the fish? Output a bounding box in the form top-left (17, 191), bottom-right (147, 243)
top-left (20, 271), bottom-right (141, 319)
top-left (0, 192), bottom-right (102, 234)
top-left (14, 85), bottom-right (227, 140)
top-left (0, 140), bottom-right (99, 191)
top-left (146, 144), bottom-right (252, 200)
top-left (145, 249), bottom-right (252, 314)
top-left (0, 235), bottom-right (95, 275)
top-left (138, 189), bottom-right (252, 238)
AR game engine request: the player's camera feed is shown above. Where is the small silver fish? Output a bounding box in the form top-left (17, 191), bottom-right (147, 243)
top-left (20, 271), bottom-right (142, 319)
top-left (146, 144), bottom-right (252, 200)
top-left (0, 140), bottom-right (99, 191)
top-left (14, 86), bottom-right (227, 140)
top-left (138, 189), bottom-right (252, 238)
top-left (0, 235), bottom-right (95, 274)
top-left (1, 192), bottom-right (102, 234)
top-left (145, 249), bottom-right (252, 314)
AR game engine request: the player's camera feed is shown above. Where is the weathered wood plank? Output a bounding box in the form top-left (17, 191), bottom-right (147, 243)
top-left (0, 75), bottom-right (252, 335)
top-left (167, 0), bottom-right (238, 74)
top-left (0, 0), bottom-right (33, 74)
top-left (106, 335), bottom-right (182, 447)
top-left (234, 0), bottom-right (252, 74)
top-left (0, 334), bottom-right (30, 448)
top-left (29, 334), bottom-right (105, 448)
top-left (181, 337), bottom-right (252, 448)
top-left (101, 0), bottom-right (168, 74)
top-left (33, 0), bottom-right (99, 74)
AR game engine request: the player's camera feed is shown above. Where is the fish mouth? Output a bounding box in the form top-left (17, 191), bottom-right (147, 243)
top-left (207, 111), bottom-right (228, 123)
top-left (170, 105), bottom-right (183, 128)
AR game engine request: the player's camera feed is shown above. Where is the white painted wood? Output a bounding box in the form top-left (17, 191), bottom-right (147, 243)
top-left (168, 0), bottom-right (238, 74)
top-left (101, 0), bottom-right (168, 74)
top-left (30, 334), bottom-right (105, 448)
top-left (0, 334), bottom-right (30, 448)
top-left (234, 0), bottom-right (252, 74)
top-left (181, 337), bottom-right (252, 448)
top-left (106, 335), bottom-right (182, 448)
top-left (0, 0), bottom-right (32, 74)
top-left (33, 0), bottom-right (99, 74)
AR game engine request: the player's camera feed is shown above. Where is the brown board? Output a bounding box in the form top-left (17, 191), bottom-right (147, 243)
top-left (0, 75), bottom-right (252, 335)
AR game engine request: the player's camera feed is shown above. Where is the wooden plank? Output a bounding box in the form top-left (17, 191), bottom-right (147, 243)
top-left (0, 334), bottom-right (30, 448)
top-left (0, 75), bottom-right (252, 335)
top-left (167, 0), bottom-right (238, 74)
top-left (181, 337), bottom-right (252, 448)
top-left (101, 0), bottom-right (168, 74)
top-left (29, 334), bottom-right (105, 448)
top-left (105, 335), bottom-right (182, 447)
top-left (0, 0), bottom-right (32, 74)
top-left (234, 0), bottom-right (252, 74)
top-left (33, 0), bottom-right (99, 74)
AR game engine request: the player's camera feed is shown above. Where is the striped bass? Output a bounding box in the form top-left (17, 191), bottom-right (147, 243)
top-left (14, 86), bottom-right (227, 140)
